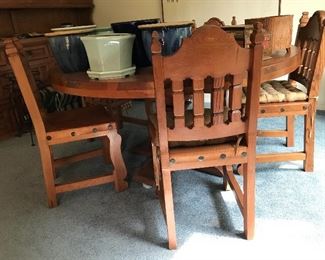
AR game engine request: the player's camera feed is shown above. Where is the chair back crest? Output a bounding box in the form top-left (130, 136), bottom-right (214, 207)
top-left (204, 17), bottom-right (225, 27)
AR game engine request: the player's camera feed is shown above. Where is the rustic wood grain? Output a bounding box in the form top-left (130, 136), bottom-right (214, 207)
top-left (5, 38), bottom-right (127, 208)
top-left (257, 11), bottom-right (325, 172)
top-left (149, 22), bottom-right (264, 249)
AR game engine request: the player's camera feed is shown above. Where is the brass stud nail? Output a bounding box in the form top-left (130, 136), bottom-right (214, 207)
top-left (241, 152), bottom-right (247, 157)
top-left (198, 156), bottom-right (205, 161)
top-left (169, 158), bottom-right (176, 164)
top-left (220, 154), bottom-right (227, 159)
top-left (108, 124), bottom-right (113, 130)
top-left (46, 136), bottom-right (52, 140)
top-left (71, 132), bottom-right (76, 136)
top-left (92, 128), bottom-right (97, 133)
top-left (303, 106), bottom-right (307, 110)
top-left (261, 109), bottom-right (266, 113)
top-left (280, 108), bottom-right (285, 112)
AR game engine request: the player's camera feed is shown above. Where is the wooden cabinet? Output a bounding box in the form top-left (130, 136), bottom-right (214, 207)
top-left (0, 42), bottom-right (15, 139)
top-left (0, 0), bottom-right (93, 140)
top-left (0, 0), bottom-right (93, 37)
top-left (0, 69), bottom-right (15, 139)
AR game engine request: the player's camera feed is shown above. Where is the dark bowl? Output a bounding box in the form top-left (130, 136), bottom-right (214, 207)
top-left (111, 18), bottom-right (160, 67)
top-left (47, 32), bottom-right (90, 73)
top-left (139, 22), bottom-right (193, 64)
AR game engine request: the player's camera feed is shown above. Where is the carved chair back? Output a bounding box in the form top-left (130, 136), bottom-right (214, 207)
top-left (151, 24), bottom-right (264, 165)
top-left (289, 11), bottom-right (325, 97)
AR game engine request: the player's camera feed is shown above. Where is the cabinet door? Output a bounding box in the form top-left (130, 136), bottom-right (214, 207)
top-left (0, 71), bottom-right (12, 100)
top-left (163, 0), bottom-right (279, 26)
top-left (0, 100), bottom-right (16, 139)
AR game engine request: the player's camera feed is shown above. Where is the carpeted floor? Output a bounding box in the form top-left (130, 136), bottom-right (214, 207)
top-left (0, 103), bottom-right (324, 260)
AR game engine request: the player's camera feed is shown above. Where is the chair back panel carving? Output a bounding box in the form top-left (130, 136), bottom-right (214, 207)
top-left (5, 39), bottom-right (47, 137)
top-left (289, 11), bottom-right (325, 97)
top-left (151, 25), bottom-right (259, 143)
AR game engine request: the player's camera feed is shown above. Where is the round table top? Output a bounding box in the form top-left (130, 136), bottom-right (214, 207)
top-left (50, 45), bottom-right (300, 99)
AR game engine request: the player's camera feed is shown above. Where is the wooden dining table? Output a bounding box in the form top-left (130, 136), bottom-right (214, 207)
top-left (50, 45), bottom-right (301, 185)
top-left (50, 46), bottom-right (300, 100)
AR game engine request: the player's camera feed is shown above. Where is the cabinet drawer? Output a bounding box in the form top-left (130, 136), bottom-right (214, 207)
top-left (23, 44), bottom-right (50, 61)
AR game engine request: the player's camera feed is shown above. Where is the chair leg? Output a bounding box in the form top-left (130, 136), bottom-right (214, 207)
top-left (151, 143), bottom-right (161, 190)
top-left (243, 163), bottom-right (255, 240)
top-left (161, 169), bottom-right (177, 249)
top-left (221, 166), bottom-right (231, 191)
top-left (304, 101), bottom-right (316, 172)
top-left (102, 137), bottom-right (111, 164)
top-left (107, 130), bottom-right (128, 192)
top-left (39, 144), bottom-right (57, 208)
top-left (286, 115), bottom-right (295, 147)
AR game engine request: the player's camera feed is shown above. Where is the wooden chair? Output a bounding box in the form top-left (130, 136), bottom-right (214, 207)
top-left (5, 38), bottom-right (128, 208)
top-left (254, 11), bottom-right (325, 171)
top-left (204, 17), bottom-right (225, 27)
top-left (148, 23), bottom-right (264, 249)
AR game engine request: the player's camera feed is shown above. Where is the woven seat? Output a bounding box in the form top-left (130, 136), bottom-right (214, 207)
top-left (260, 81), bottom-right (307, 103)
top-left (242, 80), bottom-right (308, 104)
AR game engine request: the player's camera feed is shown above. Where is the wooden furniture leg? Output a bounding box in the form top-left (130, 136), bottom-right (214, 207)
top-left (102, 137), bottom-right (111, 164)
top-left (161, 169), bottom-right (177, 250)
top-left (39, 144), bottom-right (57, 208)
top-left (222, 168), bottom-right (231, 191)
top-left (243, 163), bottom-right (255, 240)
top-left (108, 130), bottom-right (128, 192)
top-left (286, 115), bottom-right (295, 147)
top-left (304, 99), bottom-right (316, 172)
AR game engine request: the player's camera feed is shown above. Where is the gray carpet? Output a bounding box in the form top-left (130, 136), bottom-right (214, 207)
top-left (0, 102), bottom-right (324, 260)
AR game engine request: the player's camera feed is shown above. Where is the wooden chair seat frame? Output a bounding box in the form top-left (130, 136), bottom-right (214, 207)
top-left (5, 38), bottom-right (128, 208)
top-left (256, 11), bottom-right (325, 172)
top-left (150, 23), bottom-right (264, 249)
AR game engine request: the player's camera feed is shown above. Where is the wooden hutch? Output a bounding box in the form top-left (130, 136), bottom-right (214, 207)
top-left (0, 0), bottom-right (93, 139)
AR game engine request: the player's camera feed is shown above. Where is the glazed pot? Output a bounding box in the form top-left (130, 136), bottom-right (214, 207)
top-left (138, 21), bottom-right (194, 63)
top-left (81, 33), bottom-right (136, 79)
top-left (111, 18), bottom-right (160, 67)
top-left (46, 29), bottom-right (93, 73)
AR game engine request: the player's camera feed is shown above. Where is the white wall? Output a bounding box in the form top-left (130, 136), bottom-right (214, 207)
top-left (93, 0), bottom-right (162, 26)
top-left (162, 0), bottom-right (278, 26)
top-left (93, 0), bottom-right (325, 109)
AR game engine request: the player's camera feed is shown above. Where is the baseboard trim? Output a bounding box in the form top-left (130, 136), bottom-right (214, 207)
top-left (317, 110), bottom-right (325, 115)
